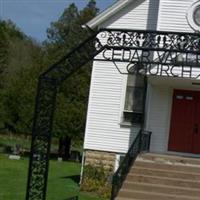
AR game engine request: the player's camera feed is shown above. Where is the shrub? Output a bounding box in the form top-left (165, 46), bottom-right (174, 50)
top-left (81, 163), bottom-right (113, 199)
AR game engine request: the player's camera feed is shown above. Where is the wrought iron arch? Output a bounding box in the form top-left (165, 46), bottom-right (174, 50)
top-left (26, 29), bottom-right (200, 200)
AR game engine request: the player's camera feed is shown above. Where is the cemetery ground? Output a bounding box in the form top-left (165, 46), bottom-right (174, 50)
top-left (0, 134), bottom-right (104, 200)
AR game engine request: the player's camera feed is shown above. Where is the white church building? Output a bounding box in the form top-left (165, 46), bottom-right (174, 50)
top-left (81, 1), bottom-right (200, 199)
top-left (83, 0), bottom-right (200, 167)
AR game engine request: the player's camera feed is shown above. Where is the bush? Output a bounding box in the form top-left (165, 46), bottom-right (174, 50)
top-left (81, 164), bottom-right (113, 199)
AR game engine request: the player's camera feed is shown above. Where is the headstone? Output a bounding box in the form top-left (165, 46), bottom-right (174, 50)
top-left (57, 157), bottom-right (63, 162)
top-left (13, 144), bottom-right (21, 155)
top-left (70, 151), bottom-right (81, 162)
top-left (9, 155), bottom-right (21, 160)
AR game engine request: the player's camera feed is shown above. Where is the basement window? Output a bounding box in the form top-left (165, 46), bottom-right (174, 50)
top-left (122, 74), bottom-right (145, 125)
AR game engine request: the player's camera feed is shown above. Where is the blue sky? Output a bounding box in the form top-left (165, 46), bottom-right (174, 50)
top-left (0, 0), bottom-right (114, 42)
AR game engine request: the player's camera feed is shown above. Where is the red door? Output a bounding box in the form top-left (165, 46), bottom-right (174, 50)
top-left (168, 90), bottom-right (200, 154)
top-left (193, 96), bottom-right (200, 154)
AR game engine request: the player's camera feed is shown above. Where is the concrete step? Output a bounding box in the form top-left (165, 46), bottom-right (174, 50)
top-left (116, 198), bottom-right (140, 200)
top-left (130, 166), bottom-right (200, 180)
top-left (114, 153), bottom-right (200, 200)
top-left (122, 182), bottom-right (200, 197)
top-left (139, 153), bottom-right (200, 166)
top-left (117, 190), bottom-right (200, 200)
top-left (126, 174), bottom-right (200, 189)
top-left (134, 160), bottom-right (200, 173)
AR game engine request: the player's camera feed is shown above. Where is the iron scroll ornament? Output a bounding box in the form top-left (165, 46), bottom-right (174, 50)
top-left (96, 29), bottom-right (200, 78)
top-left (25, 32), bottom-right (104, 200)
top-left (99, 28), bottom-right (200, 51)
top-left (26, 28), bottom-right (200, 200)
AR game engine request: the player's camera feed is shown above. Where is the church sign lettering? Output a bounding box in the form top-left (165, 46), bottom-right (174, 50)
top-left (96, 48), bottom-right (200, 78)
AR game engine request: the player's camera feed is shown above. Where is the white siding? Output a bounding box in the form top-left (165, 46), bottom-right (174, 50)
top-left (158, 0), bottom-right (196, 32)
top-left (146, 0), bottom-right (200, 153)
top-left (84, 0), bottom-right (160, 153)
top-left (101, 0), bottom-right (160, 30)
top-left (145, 77), bottom-right (200, 153)
top-left (84, 0), bottom-right (200, 154)
top-left (84, 61), bottom-right (140, 153)
top-left (146, 84), bottom-right (172, 153)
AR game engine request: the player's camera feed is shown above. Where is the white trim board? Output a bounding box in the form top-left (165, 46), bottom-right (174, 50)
top-left (85, 0), bottom-right (134, 29)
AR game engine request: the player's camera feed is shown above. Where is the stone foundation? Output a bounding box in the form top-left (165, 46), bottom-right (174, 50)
top-left (81, 150), bottom-right (116, 198)
top-left (84, 150), bottom-right (116, 171)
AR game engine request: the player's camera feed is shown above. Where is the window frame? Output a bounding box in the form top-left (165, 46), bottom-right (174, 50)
top-left (115, 154), bottom-right (125, 172)
top-left (120, 74), bottom-right (145, 126)
top-left (187, 1), bottom-right (200, 31)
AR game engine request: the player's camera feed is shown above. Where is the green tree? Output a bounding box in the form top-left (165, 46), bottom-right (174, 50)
top-left (44, 0), bottom-right (99, 159)
top-left (0, 0), bottom-right (99, 159)
top-left (0, 20), bottom-right (25, 86)
top-left (0, 19), bottom-right (45, 134)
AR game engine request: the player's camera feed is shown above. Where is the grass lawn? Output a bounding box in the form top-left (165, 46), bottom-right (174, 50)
top-left (0, 134), bottom-right (60, 153)
top-left (0, 153), bottom-right (104, 200)
top-left (0, 133), bottom-right (83, 155)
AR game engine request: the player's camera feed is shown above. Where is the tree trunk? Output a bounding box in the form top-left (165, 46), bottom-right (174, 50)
top-left (58, 136), bottom-right (71, 160)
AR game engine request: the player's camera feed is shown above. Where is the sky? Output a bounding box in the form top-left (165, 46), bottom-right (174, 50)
top-left (0, 0), bottom-right (115, 42)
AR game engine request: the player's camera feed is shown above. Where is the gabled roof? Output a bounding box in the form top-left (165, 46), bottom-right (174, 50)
top-left (86, 0), bottom-right (133, 29)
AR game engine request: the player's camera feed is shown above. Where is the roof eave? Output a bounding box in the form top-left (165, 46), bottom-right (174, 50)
top-left (85, 0), bottom-right (133, 29)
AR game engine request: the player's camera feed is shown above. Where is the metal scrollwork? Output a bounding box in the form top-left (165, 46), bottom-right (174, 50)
top-left (97, 29), bottom-right (200, 52)
top-left (26, 32), bottom-right (105, 200)
top-left (126, 62), bottom-right (145, 75)
top-left (96, 29), bottom-right (200, 76)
